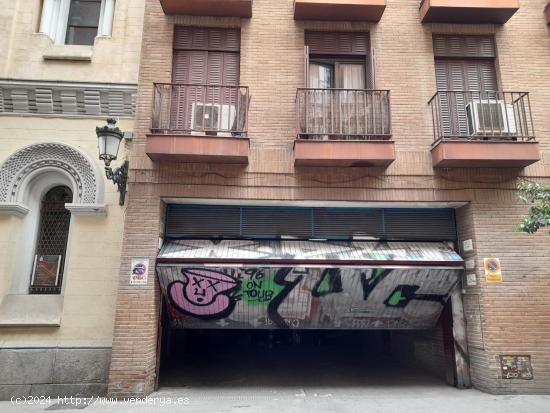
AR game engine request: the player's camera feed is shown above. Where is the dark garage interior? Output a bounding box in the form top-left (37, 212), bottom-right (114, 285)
top-left (158, 303), bottom-right (456, 389)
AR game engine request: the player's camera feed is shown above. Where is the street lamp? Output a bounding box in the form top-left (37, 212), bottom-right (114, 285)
top-left (96, 118), bottom-right (129, 206)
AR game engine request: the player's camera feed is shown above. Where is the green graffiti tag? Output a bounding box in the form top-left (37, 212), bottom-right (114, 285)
top-left (239, 270), bottom-right (285, 305)
top-left (387, 290), bottom-right (408, 307)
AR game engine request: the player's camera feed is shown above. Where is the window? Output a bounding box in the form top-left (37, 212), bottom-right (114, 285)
top-left (30, 186), bottom-right (73, 295)
top-left (309, 60), bottom-right (366, 89)
top-left (171, 27), bottom-right (242, 134)
top-left (65, 0), bottom-right (103, 45)
top-left (299, 32), bottom-right (390, 139)
top-left (304, 31), bottom-right (373, 88)
top-left (39, 0), bottom-right (115, 46)
top-left (433, 35), bottom-right (501, 138)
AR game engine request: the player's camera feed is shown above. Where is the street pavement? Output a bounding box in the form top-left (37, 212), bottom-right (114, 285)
top-left (1, 385), bottom-right (549, 413)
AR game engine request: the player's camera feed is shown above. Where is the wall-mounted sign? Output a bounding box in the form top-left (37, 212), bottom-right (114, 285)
top-left (484, 257), bottom-right (502, 283)
top-left (465, 259), bottom-right (475, 270)
top-left (31, 255), bottom-right (61, 287)
top-left (465, 273), bottom-right (477, 287)
top-left (499, 355), bottom-right (533, 380)
top-left (130, 259), bottom-right (149, 286)
top-left (462, 239), bottom-right (474, 252)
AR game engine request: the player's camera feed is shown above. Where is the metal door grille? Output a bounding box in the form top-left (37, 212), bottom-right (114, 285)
top-left (30, 186), bottom-right (73, 294)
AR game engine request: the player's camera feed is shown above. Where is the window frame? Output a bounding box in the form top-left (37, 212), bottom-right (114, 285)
top-left (309, 57), bottom-right (367, 89)
top-left (63, 0), bottom-right (104, 46)
top-left (40, 0), bottom-right (114, 46)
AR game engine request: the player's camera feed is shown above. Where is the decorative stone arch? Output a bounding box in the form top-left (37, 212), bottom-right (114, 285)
top-left (0, 142), bottom-right (106, 216)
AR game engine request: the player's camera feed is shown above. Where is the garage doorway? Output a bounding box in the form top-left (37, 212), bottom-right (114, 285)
top-left (155, 205), bottom-right (467, 390)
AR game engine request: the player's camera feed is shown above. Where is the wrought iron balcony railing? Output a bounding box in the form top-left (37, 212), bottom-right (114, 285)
top-left (152, 83), bottom-right (249, 137)
top-left (429, 90), bottom-right (535, 142)
top-left (296, 88), bottom-right (391, 140)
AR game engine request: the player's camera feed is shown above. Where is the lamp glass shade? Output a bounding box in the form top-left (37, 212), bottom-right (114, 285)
top-left (97, 132), bottom-right (122, 161)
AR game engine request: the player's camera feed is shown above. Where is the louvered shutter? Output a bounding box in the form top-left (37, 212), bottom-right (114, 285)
top-left (478, 60), bottom-right (498, 91)
top-left (174, 26), bottom-right (240, 51)
top-left (435, 58), bottom-right (497, 137)
top-left (433, 35), bottom-right (496, 58)
top-left (172, 27), bottom-right (241, 132)
top-left (172, 50), bottom-right (209, 130)
top-left (221, 53), bottom-right (239, 86)
top-left (220, 52), bottom-right (241, 131)
top-left (305, 32), bottom-right (370, 55)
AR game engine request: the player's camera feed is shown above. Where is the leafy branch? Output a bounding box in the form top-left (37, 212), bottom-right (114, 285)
top-left (517, 179), bottom-right (550, 234)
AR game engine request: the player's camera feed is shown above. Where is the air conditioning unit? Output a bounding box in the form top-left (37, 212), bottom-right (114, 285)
top-left (190, 103), bottom-right (236, 135)
top-left (466, 100), bottom-right (517, 136)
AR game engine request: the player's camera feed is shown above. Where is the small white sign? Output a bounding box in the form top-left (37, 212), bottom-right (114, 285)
top-left (130, 259), bottom-right (149, 286)
top-left (463, 239), bottom-right (474, 252)
top-left (465, 259), bottom-right (475, 270)
top-left (466, 273), bottom-right (477, 287)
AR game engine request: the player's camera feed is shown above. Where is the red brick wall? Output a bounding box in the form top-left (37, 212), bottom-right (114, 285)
top-left (108, 0), bottom-right (550, 396)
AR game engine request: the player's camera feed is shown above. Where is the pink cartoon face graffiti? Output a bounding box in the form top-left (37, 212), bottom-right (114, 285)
top-left (168, 269), bottom-right (240, 319)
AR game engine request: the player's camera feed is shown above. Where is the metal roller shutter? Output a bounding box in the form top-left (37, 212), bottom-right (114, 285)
top-left (165, 205), bottom-right (457, 242)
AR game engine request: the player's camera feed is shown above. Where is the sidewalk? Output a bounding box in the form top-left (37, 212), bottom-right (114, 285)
top-left (1, 386), bottom-right (549, 413)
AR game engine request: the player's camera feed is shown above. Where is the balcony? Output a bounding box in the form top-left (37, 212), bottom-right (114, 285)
top-left (294, 0), bottom-right (386, 22)
top-left (146, 83), bottom-right (250, 164)
top-left (158, 0), bottom-right (252, 17)
top-left (420, 0), bottom-right (520, 24)
top-left (295, 88), bottom-right (394, 167)
top-left (429, 90), bottom-right (540, 168)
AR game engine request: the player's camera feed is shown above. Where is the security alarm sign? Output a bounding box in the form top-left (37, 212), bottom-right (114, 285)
top-left (130, 259), bottom-right (149, 285)
top-left (484, 257), bottom-right (502, 283)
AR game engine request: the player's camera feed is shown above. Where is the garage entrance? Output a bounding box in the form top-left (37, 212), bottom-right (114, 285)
top-left (159, 326), bottom-right (454, 388)
top-left (156, 205), bottom-right (467, 389)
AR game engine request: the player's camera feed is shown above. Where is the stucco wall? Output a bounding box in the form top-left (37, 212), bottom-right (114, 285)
top-left (0, 116), bottom-right (133, 345)
top-left (0, 0), bottom-right (145, 83)
top-left (0, 0), bottom-right (144, 399)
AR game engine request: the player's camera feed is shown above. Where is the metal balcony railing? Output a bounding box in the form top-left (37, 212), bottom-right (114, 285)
top-left (429, 90), bottom-right (535, 142)
top-left (296, 88), bottom-right (392, 140)
top-left (152, 83), bottom-right (249, 137)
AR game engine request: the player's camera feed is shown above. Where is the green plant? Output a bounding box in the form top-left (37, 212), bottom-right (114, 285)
top-left (517, 179), bottom-right (550, 234)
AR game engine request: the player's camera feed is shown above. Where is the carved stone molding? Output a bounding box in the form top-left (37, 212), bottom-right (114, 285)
top-left (0, 79), bottom-right (136, 117)
top-left (0, 143), bottom-right (104, 207)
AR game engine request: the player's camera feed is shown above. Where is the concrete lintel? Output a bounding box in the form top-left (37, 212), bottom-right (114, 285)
top-left (65, 203), bottom-right (107, 217)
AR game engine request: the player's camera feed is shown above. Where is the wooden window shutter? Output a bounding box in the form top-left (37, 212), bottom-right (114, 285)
top-left (305, 31), bottom-right (370, 55)
top-left (435, 58), bottom-right (498, 137)
top-left (435, 59), bottom-right (497, 92)
top-left (172, 27), bottom-right (241, 132)
top-left (221, 53), bottom-right (240, 86)
top-left (174, 26), bottom-right (240, 52)
top-left (433, 35), bottom-right (496, 58)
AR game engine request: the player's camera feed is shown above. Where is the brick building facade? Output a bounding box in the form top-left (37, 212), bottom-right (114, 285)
top-left (108, 0), bottom-right (550, 397)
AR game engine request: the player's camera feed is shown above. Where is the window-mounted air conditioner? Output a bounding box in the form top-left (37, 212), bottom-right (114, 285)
top-left (190, 103), bottom-right (236, 136)
top-left (466, 100), bottom-right (517, 136)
